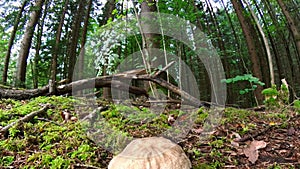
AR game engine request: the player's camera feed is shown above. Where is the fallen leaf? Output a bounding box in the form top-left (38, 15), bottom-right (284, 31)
top-left (243, 140), bottom-right (267, 164)
top-left (287, 127), bottom-right (295, 136)
top-left (243, 147), bottom-right (258, 164)
top-left (192, 128), bottom-right (203, 134)
top-left (231, 141), bottom-right (239, 147)
top-left (252, 140), bottom-right (267, 150)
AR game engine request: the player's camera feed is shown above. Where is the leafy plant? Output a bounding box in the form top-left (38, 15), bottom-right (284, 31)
top-left (222, 74), bottom-right (265, 95)
top-left (262, 85), bottom-right (279, 109)
top-left (294, 100), bottom-right (300, 114)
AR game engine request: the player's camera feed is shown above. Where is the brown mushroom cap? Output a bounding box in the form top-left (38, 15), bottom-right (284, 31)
top-left (108, 137), bottom-right (191, 169)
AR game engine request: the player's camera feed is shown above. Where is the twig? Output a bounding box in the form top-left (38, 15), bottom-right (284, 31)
top-left (152, 61), bottom-right (175, 78)
top-left (237, 125), bottom-right (273, 142)
top-left (146, 99), bottom-right (181, 104)
top-left (0, 104), bottom-right (51, 134)
top-left (35, 117), bottom-right (61, 126)
top-left (72, 164), bottom-right (104, 169)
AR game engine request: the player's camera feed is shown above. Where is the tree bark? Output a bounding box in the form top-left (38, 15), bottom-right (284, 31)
top-left (16, 0), bottom-right (44, 88)
top-left (2, 0), bottom-right (28, 85)
top-left (0, 69), bottom-right (204, 107)
top-left (33, 0), bottom-right (49, 89)
top-left (277, 0), bottom-right (300, 57)
top-left (243, 0), bottom-right (274, 86)
top-left (231, 0), bottom-right (264, 105)
top-left (51, 0), bottom-right (69, 93)
top-left (67, 0), bottom-right (85, 82)
top-left (101, 0), bottom-right (115, 99)
top-left (77, 0), bottom-right (93, 80)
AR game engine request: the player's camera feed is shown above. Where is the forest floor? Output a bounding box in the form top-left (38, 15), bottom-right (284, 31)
top-left (0, 96), bottom-right (299, 169)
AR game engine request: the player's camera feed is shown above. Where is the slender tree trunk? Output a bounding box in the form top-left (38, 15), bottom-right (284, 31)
top-left (77, 0), bottom-right (93, 81)
top-left (206, 0), bottom-right (232, 103)
top-left (101, 0), bottom-right (115, 99)
top-left (220, 0), bottom-right (245, 104)
top-left (276, 0), bottom-right (300, 94)
top-left (141, 0), bottom-right (160, 57)
top-left (16, 0), bottom-right (44, 88)
top-left (72, 0), bottom-right (93, 96)
top-left (67, 0), bottom-right (85, 82)
top-left (51, 0), bottom-right (69, 93)
top-left (193, 1), bottom-right (210, 101)
top-left (231, 0), bottom-right (264, 104)
top-left (2, 0), bottom-right (28, 85)
top-left (33, 0), bottom-right (49, 89)
top-left (277, 0), bottom-right (300, 57)
top-left (243, 0), bottom-right (274, 85)
top-left (62, 17), bottom-right (72, 80)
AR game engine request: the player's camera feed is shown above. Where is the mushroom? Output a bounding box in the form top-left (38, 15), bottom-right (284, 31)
top-left (108, 137), bottom-right (191, 169)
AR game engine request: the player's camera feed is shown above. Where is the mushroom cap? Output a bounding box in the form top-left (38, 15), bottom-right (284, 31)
top-left (108, 137), bottom-right (191, 169)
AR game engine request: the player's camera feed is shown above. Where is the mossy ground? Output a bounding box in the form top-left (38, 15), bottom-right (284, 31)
top-left (0, 96), bottom-right (299, 168)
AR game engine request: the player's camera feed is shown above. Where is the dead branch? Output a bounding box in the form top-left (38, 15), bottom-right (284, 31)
top-left (152, 61), bottom-right (175, 78)
top-left (0, 104), bottom-right (51, 134)
top-left (0, 67), bottom-right (205, 107)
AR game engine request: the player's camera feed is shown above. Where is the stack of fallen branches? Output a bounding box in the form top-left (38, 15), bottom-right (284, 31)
top-left (0, 62), bottom-right (206, 107)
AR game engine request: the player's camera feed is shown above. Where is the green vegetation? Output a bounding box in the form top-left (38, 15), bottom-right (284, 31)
top-left (223, 74), bottom-right (265, 95)
top-left (1, 96), bottom-right (299, 168)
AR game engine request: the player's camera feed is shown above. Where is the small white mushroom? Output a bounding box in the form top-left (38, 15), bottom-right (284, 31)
top-left (108, 137), bottom-right (191, 169)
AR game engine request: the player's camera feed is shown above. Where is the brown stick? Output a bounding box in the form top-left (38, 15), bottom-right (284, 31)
top-left (152, 61), bottom-right (175, 78)
top-left (0, 104), bottom-right (51, 134)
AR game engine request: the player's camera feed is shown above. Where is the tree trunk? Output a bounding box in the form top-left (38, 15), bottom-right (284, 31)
top-left (101, 0), bottom-right (115, 99)
top-left (33, 0), bottom-right (49, 89)
top-left (141, 0), bottom-right (160, 55)
top-left (77, 0), bottom-right (93, 81)
top-left (16, 0), bottom-right (44, 88)
top-left (243, 0), bottom-right (274, 86)
top-left (276, 0), bottom-right (300, 94)
top-left (277, 0), bottom-right (300, 57)
top-left (51, 0), bottom-right (69, 93)
top-left (2, 0), bottom-right (28, 85)
top-left (67, 0), bottom-right (85, 82)
top-left (231, 0), bottom-right (264, 105)
top-left (206, 0), bottom-right (232, 104)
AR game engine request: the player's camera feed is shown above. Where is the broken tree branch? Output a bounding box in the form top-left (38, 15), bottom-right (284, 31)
top-left (0, 104), bottom-right (51, 134)
top-left (0, 68), bottom-right (205, 107)
top-left (152, 61), bottom-right (175, 78)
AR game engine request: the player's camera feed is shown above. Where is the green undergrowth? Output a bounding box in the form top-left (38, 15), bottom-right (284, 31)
top-left (0, 96), bottom-right (104, 168)
top-left (0, 96), bottom-right (299, 168)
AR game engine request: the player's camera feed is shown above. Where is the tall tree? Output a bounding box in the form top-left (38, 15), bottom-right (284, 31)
top-left (15, 0), bottom-right (44, 87)
top-left (265, 0), bottom-right (300, 92)
top-left (277, 0), bottom-right (300, 57)
top-left (231, 0), bottom-right (264, 104)
top-left (67, 0), bottom-right (85, 82)
top-left (33, 0), bottom-right (49, 88)
top-left (50, 0), bottom-right (69, 93)
top-left (101, 0), bottom-right (115, 99)
top-left (76, 0), bottom-right (93, 81)
top-left (2, 0), bottom-right (28, 85)
top-left (206, 0), bottom-right (232, 101)
top-left (243, 0), bottom-right (274, 86)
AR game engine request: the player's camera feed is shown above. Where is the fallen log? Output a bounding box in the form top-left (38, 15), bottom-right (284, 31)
top-left (0, 78), bottom-right (147, 100)
top-left (0, 67), bottom-right (205, 107)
